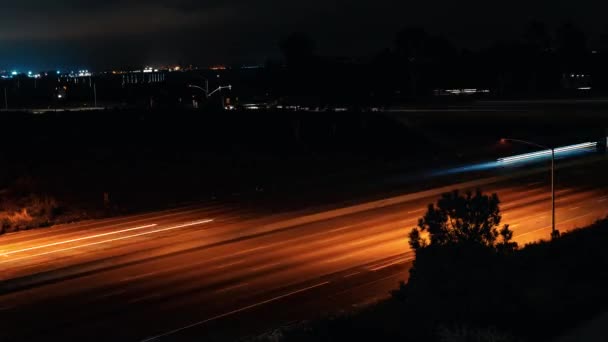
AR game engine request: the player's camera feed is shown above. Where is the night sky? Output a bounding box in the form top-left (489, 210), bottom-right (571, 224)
top-left (0, 0), bottom-right (605, 70)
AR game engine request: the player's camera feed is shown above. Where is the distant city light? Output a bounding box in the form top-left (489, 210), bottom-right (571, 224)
top-left (435, 88), bottom-right (490, 96)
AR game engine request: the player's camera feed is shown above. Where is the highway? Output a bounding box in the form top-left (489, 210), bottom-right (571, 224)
top-left (1, 157), bottom-right (608, 341)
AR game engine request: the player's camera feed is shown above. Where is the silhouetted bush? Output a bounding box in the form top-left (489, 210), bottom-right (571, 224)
top-left (0, 193), bottom-right (62, 234)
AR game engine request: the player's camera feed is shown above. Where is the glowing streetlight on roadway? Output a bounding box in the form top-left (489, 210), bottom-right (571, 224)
top-left (500, 138), bottom-right (560, 239)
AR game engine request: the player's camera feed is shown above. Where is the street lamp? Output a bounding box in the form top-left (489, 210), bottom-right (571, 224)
top-left (188, 84), bottom-right (232, 98)
top-left (500, 138), bottom-right (560, 239)
top-left (188, 84), bottom-right (209, 99)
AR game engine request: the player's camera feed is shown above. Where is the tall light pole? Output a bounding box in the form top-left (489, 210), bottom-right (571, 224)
top-left (501, 138), bottom-right (559, 239)
top-left (188, 84), bottom-right (232, 109)
top-left (93, 83), bottom-right (98, 107)
top-left (188, 84), bottom-right (208, 99)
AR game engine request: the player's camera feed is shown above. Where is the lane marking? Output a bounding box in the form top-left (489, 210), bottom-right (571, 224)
top-left (407, 208), bottom-right (425, 215)
top-left (214, 283), bottom-right (249, 294)
top-left (0, 220), bottom-right (213, 264)
top-left (331, 272), bottom-right (405, 297)
top-left (248, 261), bottom-right (284, 272)
top-left (213, 260), bottom-right (246, 270)
top-left (598, 196), bottom-right (608, 203)
top-left (120, 271), bottom-right (163, 283)
top-left (99, 289), bottom-right (126, 299)
top-left (517, 213), bottom-right (595, 238)
top-left (343, 271), bottom-right (361, 278)
top-left (129, 293), bottom-right (161, 305)
top-left (369, 257), bottom-right (414, 272)
top-left (2, 224), bottom-right (158, 256)
top-left (140, 281), bottom-right (330, 342)
top-left (569, 207), bottom-right (580, 211)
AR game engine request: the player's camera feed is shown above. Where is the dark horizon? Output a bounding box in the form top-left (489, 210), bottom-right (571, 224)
top-left (1, 0), bottom-right (608, 71)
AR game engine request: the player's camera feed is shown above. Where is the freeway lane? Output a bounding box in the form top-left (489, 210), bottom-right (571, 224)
top-left (1, 159), bottom-right (608, 341)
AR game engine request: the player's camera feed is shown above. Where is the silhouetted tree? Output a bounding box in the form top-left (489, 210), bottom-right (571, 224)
top-left (520, 20), bottom-right (560, 94)
top-left (398, 189), bottom-right (518, 333)
top-left (556, 22), bottom-right (587, 56)
top-left (523, 20), bottom-right (551, 53)
top-left (277, 32), bottom-right (319, 98)
top-left (279, 32), bottom-right (316, 69)
top-left (496, 224), bottom-right (518, 254)
top-left (392, 27), bottom-right (457, 97)
top-left (556, 22), bottom-right (588, 72)
top-left (409, 189), bottom-right (515, 251)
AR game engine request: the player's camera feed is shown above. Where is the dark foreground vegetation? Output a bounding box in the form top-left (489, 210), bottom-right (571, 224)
top-left (257, 191), bottom-right (608, 342)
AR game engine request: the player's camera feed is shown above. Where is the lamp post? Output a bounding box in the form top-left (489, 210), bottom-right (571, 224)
top-left (501, 138), bottom-right (559, 239)
top-left (188, 84), bottom-right (232, 97)
top-left (188, 84), bottom-right (232, 110)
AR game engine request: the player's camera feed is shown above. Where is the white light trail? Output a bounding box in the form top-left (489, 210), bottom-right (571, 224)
top-left (498, 142), bottom-right (597, 164)
top-left (3, 224), bottom-right (158, 256)
top-left (1, 219), bottom-right (213, 263)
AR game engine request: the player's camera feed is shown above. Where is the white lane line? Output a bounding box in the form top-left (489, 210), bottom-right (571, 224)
top-left (129, 293), bottom-right (161, 305)
top-left (369, 257), bottom-right (414, 272)
top-left (120, 271), bottom-right (163, 283)
top-left (248, 261), bottom-right (284, 273)
top-left (214, 283), bottom-right (249, 294)
top-left (569, 207), bottom-right (580, 211)
top-left (407, 208), bottom-right (426, 215)
top-left (98, 289), bottom-right (126, 299)
top-left (598, 197), bottom-right (608, 203)
top-left (140, 281), bottom-right (330, 342)
top-left (517, 213), bottom-right (595, 238)
top-left (2, 224), bottom-right (158, 256)
top-left (331, 272), bottom-right (405, 297)
top-left (213, 260), bottom-right (246, 270)
top-left (0, 219), bottom-right (214, 264)
top-left (343, 271), bottom-right (361, 278)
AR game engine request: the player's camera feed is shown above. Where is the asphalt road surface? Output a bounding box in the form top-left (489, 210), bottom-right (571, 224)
top-left (1, 157), bottom-right (608, 341)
